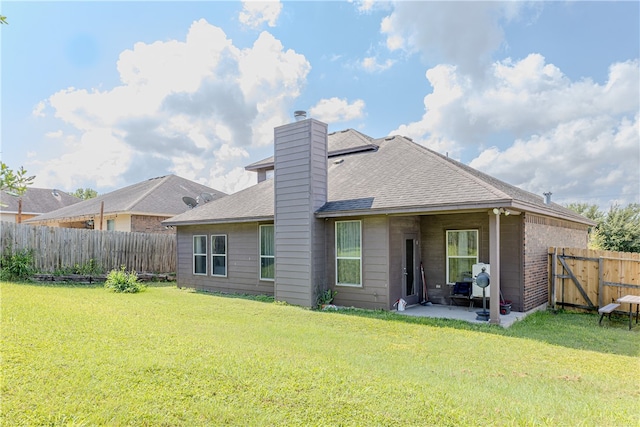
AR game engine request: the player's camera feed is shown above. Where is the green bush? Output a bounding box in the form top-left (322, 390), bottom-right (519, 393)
top-left (0, 248), bottom-right (35, 281)
top-left (104, 266), bottom-right (145, 293)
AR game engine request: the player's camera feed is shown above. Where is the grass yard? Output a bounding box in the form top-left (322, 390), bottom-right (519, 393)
top-left (1, 281), bottom-right (639, 426)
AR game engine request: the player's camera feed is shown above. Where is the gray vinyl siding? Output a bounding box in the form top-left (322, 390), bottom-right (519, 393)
top-left (273, 119), bottom-right (328, 307)
top-left (327, 216), bottom-right (389, 310)
top-left (176, 223), bottom-right (274, 296)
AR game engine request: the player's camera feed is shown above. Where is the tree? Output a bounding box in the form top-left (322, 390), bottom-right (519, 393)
top-left (592, 204), bottom-right (640, 253)
top-left (71, 188), bottom-right (98, 200)
top-left (0, 15), bottom-right (7, 25)
top-left (566, 202), bottom-right (640, 253)
top-left (564, 203), bottom-right (605, 223)
top-left (1, 162), bottom-right (35, 197)
top-left (1, 162), bottom-right (35, 223)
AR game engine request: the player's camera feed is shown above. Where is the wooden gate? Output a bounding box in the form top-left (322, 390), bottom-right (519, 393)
top-left (549, 247), bottom-right (640, 311)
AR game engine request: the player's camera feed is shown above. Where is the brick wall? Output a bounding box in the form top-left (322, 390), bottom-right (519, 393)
top-left (131, 215), bottom-right (175, 234)
top-left (523, 214), bottom-right (589, 311)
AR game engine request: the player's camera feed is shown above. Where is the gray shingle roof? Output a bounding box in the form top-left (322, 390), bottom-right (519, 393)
top-left (25, 175), bottom-right (226, 224)
top-left (0, 188), bottom-right (80, 214)
top-left (245, 128), bottom-right (377, 171)
top-left (165, 132), bottom-right (594, 226)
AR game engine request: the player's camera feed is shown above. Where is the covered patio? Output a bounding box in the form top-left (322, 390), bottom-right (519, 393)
top-left (397, 303), bottom-right (533, 328)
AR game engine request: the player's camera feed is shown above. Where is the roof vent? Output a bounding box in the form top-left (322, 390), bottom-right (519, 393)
top-left (294, 110), bottom-right (307, 121)
top-left (385, 136), bottom-right (395, 141)
top-left (543, 192), bottom-right (552, 205)
top-left (333, 158), bottom-right (344, 165)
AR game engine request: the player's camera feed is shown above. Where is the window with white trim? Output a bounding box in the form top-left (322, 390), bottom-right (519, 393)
top-left (446, 230), bottom-right (478, 283)
top-left (193, 235), bottom-right (207, 275)
top-left (335, 220), bottom-right (362, 286)
top-left (211, 235), bottom-right (227, 277)
top-left (259, 225), bottom-right (275, 281)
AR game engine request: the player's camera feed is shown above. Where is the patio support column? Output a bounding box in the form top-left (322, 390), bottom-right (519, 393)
top-left (489, 211), bottom-right (501, 324)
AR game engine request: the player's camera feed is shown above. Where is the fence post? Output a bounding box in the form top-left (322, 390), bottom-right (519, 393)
top-left (598, 257), bottom-right (604, 308)
top-left (551, 247), bottom-right (557, 310)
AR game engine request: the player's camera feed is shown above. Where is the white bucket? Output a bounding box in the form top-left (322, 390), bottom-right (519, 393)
top-left (396, 298), bottom-right (407, 311)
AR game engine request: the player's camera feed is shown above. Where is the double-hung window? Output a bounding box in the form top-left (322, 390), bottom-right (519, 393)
top-left (446, 230), bottom-right (478, 283)
top-left (259, 225), bottom-right (275, 280)
top-left (193, 235), bottom-right (207, 275)
top-left (335, 220), bottom-right (362, 286)
top-left (211, 235), bottom-right (227, 277)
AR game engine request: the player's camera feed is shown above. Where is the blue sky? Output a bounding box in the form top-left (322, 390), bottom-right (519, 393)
top-left (1, 1), bottom-right (638, 209)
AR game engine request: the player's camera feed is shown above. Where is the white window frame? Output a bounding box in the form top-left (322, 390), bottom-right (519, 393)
top-left (259, 224), bottom-right (275, 281)
top-left (446, 229), bottom-right (478, 284)
top-left (335, 220), bottom-right (362, 287)
top-left (193, 235), bottom-right (207, 276)
top-left (211, 234), bottom-right (227, 277)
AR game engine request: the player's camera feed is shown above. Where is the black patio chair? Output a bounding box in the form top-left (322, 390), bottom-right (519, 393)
top-left (450, 281), bottom-right (473, 310)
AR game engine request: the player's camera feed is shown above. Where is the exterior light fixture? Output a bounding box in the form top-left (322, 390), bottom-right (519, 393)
top-left (493, 208), bottom-right (511, 216)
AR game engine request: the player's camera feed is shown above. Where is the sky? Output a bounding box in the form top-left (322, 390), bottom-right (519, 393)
top-left (1, 1), bottom-right (638, 209)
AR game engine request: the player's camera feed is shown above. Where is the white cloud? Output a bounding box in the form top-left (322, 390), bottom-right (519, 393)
top-left (239, 1), bottom-right (282, 29)
top-left (361, 56), bottom-right (395, 73)
top-left (309, 97), bottom-right (366, 123)
top-left (380, 2), bottom-right (527, 78)
top-left (392, 54), bottom-right (639, 207)
top-left (32, 101), bottom-right (46, 117)
top-left (470, 114), bottom-right (639, 207)
top-left (45, 130), bottom-right (63, 138)
top-left (34, 19), bottom-right (310, 193)
top-left (33, 129), bottom-right (133, 190)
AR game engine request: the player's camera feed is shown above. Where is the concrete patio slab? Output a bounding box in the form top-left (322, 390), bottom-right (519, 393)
top-left (395, 303), bottom-right (531, 328)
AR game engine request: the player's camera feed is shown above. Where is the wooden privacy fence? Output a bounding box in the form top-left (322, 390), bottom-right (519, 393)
top-left (549, 247), bottom-right (640, 311)
top-left (0, 221), bottom-right (176, 274)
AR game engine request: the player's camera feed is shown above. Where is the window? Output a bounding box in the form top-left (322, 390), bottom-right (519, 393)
top-left (193, 235), bottom-right (207, 275)
top-left (211, 235), bottom-right (227, 277)
top-left (106, 219), bottom-right (115, 231)
top-left (259, 225), bottom-right (275, 280)
top-left (446, 230), bottom-right (478, 283)
top-left (336, 220), bottom-right (362, 286)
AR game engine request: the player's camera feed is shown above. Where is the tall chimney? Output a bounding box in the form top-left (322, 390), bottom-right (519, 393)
top-left (543, 192), bottom-right (552, 205)
top-left (273, 113), bottom-right (328, 307)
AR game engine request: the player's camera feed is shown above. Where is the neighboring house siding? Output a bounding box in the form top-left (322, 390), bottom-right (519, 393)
top-left (522, 213), bottom-right (589, 311)
top-left (326, 216), bottom-right (389, 310)
top-left (131, 215), bottom-right (174, 234)
top-left (176, 223), bottom-right (274, 296)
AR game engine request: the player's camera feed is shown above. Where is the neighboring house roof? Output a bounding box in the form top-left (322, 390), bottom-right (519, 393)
top-left (165, 131), bottom-right (594, 226)
top-left (0, 188), bottom-right (81, 215)
top-left (25, 175), bottom-right (226, 224)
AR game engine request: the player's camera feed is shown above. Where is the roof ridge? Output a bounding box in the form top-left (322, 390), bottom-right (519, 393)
top-left (396, 137), bottom-right (513, 201)
top-left (124, 175), bottom-right (171, 211)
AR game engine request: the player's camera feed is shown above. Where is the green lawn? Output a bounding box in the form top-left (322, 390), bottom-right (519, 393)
top-left (2, 282), bottom-right (639, 426)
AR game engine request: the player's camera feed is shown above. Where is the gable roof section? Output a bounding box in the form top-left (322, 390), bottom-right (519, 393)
top-left (319, 136), bottom-right (591, 223)
top-left (165, 133), bottom-right (594, 226)
top-left (0, 188), bottom-right (80, 214)
top-left (26, 175), bottom-right (226, 224)
top-left (245, 128), bottom-right (378, 171)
